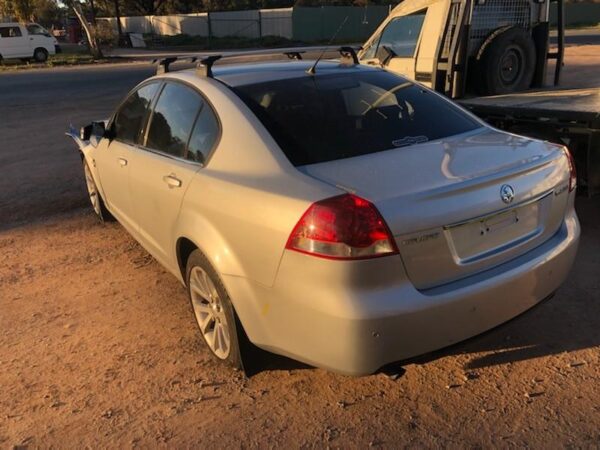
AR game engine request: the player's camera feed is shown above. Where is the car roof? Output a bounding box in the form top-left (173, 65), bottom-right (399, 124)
top-left (181, 59), bottom-right (385, 88)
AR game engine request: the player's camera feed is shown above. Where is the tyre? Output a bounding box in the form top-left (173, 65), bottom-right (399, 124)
top-left (186, 250), bottom-right (243, 369)
top-left (33, 48), bottom-right (48, 63)
top-left (479, 27), bottom-right (536, 95)
top-left (83, 160), bottom-right (114, 222)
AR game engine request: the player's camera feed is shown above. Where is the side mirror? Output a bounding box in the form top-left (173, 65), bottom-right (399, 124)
top-left (376, 45), bottom-right (395, 66)
top-left (103, 122), bottom-right (116, 141)
top-left (80, 123), bottom-right (93, 141)
top-left (81, 121), bottom-right (110, 147)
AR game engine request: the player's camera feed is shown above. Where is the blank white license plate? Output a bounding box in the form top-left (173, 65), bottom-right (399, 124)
top-left (447, 201), bottom-right (541, 263)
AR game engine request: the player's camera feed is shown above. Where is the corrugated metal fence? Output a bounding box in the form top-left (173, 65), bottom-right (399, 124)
top-left (292, 6), bottom-right (391, 42)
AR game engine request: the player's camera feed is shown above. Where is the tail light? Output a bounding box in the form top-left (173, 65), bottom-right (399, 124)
top-left (563, 146), bottom-right (577, 192)
top-left (285, 194), bottom-right (399, 260)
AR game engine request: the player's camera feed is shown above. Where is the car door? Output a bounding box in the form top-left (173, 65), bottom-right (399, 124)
top-left (26, 24), bottom-right (54, 55)
top-left (129, 81), bottom-right (219, 268)
top-left (360, 10), bottom-right (428, 82)
top-left (0, 26), bottom-right (29, 58)
top-left (94, 81), bottom-right (161, 233)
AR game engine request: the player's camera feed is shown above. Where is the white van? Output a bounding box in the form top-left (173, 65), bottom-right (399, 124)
top-left (0, 22), bottom-right (60, 62)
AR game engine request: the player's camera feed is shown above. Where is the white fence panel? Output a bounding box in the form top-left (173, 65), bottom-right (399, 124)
top-left (122, 16), bottom-right (152, 34)
top-left (180, 13), bottom-right (209, 36)
top-left (98, 7), bottom-right (294, 38)
top-left (150, 15), bottom-right (182, 35)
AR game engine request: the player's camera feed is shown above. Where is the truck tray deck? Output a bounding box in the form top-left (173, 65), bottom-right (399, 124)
top-left (459, 88), bottom-right (600, 123)
top-left (459, 88), bottom-right (600, 196)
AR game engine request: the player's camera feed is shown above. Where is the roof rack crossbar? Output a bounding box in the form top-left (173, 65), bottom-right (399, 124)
top-left (338, 46), bottom-right (359, 65)
top-left (284, 51), bottom-right (304, 60)
top-left (196, 55), bottom-right (222, 78)
top-left (154, 56), bottom-right (178, 74)
top-left (153, 55), bottom-right (199, 74)
top-left (151, 47), bottom-right (345, 77)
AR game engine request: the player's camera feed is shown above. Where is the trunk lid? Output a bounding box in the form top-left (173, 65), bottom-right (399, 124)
top-left (299, 129), bottom-right (571, 289)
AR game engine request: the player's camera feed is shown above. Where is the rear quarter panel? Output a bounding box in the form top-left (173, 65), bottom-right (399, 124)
top-left (168, 72), bottom-right (341, 286)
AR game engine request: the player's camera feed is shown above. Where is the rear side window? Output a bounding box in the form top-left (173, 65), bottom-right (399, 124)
top-left (146, 83), bottom-right (203, 158)
top-left (377, 12), bottom-right (426, 57)
top-left (234, 70), bottom-right (480, 166)
top-left (187, 104), bottom-right (219, 164)
top-left (0, 27), bottom-right (22, 38)
top-left (113, 82), bottom-right (160, 145)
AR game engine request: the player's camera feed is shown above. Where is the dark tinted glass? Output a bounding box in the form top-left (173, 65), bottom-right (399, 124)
top-left (234, 71), bottom-right (480, 166)
top-left (146, 83), bottom-right (202, 157)
top-left (187, 104), bottom-right (219, 163)
top-left (0, 26), bottom-right (22, 37)
top-left (378, 13), bottom-right (426, 57)
top-left (113, 83), bottom-right (159, 144)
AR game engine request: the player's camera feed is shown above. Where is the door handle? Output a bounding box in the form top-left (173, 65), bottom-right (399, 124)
top-left (118, 158), bottom-right (128, 167)
top-left (163, 174), bottom-right (182, 188)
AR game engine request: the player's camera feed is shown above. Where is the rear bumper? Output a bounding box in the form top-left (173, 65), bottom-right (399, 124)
top-left (226, 209), bottom-right (580, 376)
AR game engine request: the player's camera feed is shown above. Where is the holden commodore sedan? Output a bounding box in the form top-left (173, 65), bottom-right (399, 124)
top-left (68, 58), bottom-right (579, 375)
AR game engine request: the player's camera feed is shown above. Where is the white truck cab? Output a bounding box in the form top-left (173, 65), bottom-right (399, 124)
top-left (360, 0), bottom-right (558, 97)
top-left (0, 22), bottom-right (60, 62)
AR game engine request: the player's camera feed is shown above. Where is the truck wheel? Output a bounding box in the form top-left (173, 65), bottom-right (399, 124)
top-left (33, 48), bottom-right (48, 63)
top-left (479, 27), bottom-right (536, 95)
top-left (83, 160), bottom-right (114, 222)
top-left (186, 250), bottom-right (244, 370)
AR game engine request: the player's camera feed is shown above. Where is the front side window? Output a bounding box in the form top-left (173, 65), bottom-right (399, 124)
top-left (146, 83), bottom-right (203, 158)
top-left (113, 82), bottom-right (160, 144)
top-left (377, 12), bottom-right (426, 58)
top-left (234, 70), bottom-right (480, 167)
top-left (27, 24), bottom-right (48, 36)
top-left (0, 27), bottom-right (22, 38)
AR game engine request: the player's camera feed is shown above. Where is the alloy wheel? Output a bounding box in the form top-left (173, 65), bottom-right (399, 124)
top-left (84, 163), bottom-right (101, 216)
top-left (189, 266), bottom-right (231, 359)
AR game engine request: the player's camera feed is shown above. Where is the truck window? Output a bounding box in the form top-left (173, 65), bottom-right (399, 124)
top-left (377, 12), bottom-right (426, 58)
top-left (0, 27), bottom-right (22, 38)
top-left (26, 24), bottom-right (49, 36)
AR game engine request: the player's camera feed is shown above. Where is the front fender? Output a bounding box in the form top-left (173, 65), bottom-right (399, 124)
top-left (65, 124), bottom-right (108, 206)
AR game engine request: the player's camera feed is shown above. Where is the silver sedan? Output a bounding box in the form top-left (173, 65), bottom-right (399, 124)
top-left (69, 59), bottom-right (580, 375)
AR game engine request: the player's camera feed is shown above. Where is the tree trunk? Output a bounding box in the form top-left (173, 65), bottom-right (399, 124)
top-left (114, 0), bottom-right (123, 45)
top-left (72, 3), bottom-right (103, 59)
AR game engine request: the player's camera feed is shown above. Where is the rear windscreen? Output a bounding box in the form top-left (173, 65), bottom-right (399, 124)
top-left (233, 70), bottom-right (481, 166)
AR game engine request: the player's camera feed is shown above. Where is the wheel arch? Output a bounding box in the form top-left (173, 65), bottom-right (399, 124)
top-left (474, 25), bottom-right (516, 61)
top-left (174, 216), bottom-right (247, 287)
top-left (176, 236), bottom-right (198, 283)
top-left (174, 233), bottom-right (257, 344)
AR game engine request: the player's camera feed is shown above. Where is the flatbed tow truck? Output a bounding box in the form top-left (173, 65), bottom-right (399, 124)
top-left (359, 0), bottom-right (600, 195)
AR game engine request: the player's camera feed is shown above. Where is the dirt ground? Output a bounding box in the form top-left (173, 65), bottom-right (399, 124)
top-left (1, 45), bottom-right (600, 448)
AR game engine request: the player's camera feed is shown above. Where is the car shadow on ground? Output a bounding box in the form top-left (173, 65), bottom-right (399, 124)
top-left (247, 198), bottom-right (599, 378)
